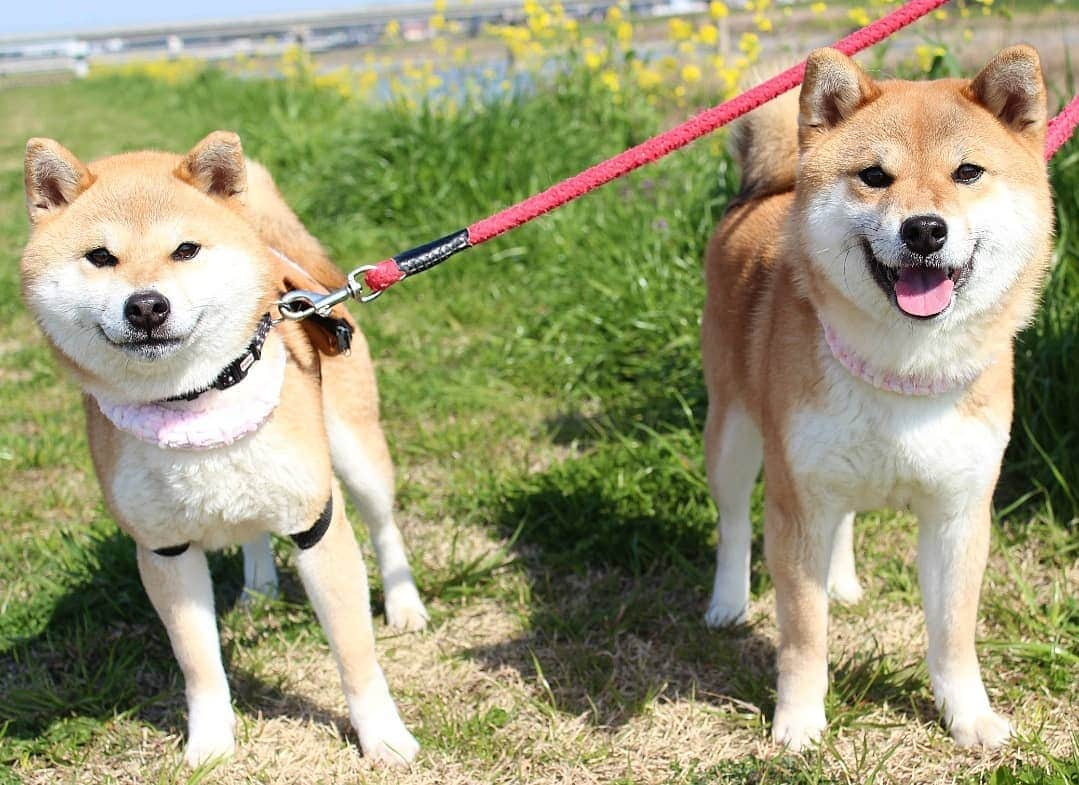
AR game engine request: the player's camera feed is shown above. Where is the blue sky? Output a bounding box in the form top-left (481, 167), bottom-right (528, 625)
top-left (5, 0), bottom-right (396, 35)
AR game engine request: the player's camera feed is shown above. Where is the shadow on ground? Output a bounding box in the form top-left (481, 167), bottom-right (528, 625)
top-left (0, 529), bottom-right (352, 754)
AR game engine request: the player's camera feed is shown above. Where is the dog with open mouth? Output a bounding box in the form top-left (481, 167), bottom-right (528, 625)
top-left (700, 46), bottom-right (1053, 749)
top-left (19, 131), bottom-right (428, 766)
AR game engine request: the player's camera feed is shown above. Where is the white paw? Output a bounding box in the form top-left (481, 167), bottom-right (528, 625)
top-left (384, 585), bottom-right (429, 632)
top-left (827, 573), bottom-right (863, 605)
top-left (704, 598), bottom-right (748, 628)
top-left (359, 718), bottom-right (420, 766)
top-left (349, 680), bottom-right (419, 766)
top-left (184, 714), bottom-right (236, 767)
top-left (772, 702), bottom-right (827, 752)
top-left (948, 710), bottom-right (1013, 749)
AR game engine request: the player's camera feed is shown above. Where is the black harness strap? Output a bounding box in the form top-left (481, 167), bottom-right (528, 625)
top-left (151, 496), bottom-right (332, 557)
top-left (291, 496), bottom-right (333, 550)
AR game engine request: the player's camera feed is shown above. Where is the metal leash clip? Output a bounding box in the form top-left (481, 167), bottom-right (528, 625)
top-left (276, 265), bottom-right (383, 322)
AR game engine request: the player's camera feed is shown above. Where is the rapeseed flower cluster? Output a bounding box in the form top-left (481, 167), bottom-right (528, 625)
top-left (90, 0), bottom-right (1008, 112)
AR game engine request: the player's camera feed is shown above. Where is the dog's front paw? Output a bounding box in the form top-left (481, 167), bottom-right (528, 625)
top-left (772, 702), bottom-right (826, 752)
top-left (948, 710), bottom-right (1013, 749)
top-left (358, 716), bottom-right (420, 766)
top-left (349, 681), bottom-right (419, 766)
top-left (385, 585), bottom-right (429, 632)
top-left (184, 713), bottom-right (236, 767)
top-left (704, 598), bottom-right (748, 628)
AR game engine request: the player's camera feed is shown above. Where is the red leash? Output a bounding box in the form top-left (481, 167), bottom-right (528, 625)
top-left (275, 0), bottom-right (1079, 321)
top-left (360, 0), bottom-right (954, 295)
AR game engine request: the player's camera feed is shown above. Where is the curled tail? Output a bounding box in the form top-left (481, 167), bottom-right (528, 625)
top-left (728, 87), bottom-right (800, 201)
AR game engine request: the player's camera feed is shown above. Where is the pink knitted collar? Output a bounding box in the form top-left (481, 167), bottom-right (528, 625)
top-left (92, 343), bottom-right (286, 450)
top-left (820, 320), bottom-right (983, 396)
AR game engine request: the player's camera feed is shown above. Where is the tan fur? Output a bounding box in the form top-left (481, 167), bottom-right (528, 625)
top-left (701, 47), bottom-right (1052, 750)
top-left (20, 132), bottom-right (425, 766)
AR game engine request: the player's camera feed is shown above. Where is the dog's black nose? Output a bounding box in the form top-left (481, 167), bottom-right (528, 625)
top-left (124, 291), bottom-right (170, 331)
top-left (900, 215), bottom-right (948, 256)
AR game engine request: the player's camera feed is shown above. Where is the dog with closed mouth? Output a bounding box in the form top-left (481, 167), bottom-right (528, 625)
top-left (20, 131), bottom-right (428, 766)
top-left (700, 46), bottom-right (1052, 749)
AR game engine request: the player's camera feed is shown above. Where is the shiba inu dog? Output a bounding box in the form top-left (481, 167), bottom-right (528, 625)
top-left (20, 131), bottom-right (429, 766)
top-left (701, 46), bottom-right (1052, 749)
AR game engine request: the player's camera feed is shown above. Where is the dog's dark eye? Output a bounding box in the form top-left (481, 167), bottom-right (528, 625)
top-left (85, 247), bottom-right (118, 267)
top-left (954, 163), bottom-right (984, 184)
top-left (171, 242), bottom-right (201, 261)
top-left (858, 166), bottom-right (894, 188)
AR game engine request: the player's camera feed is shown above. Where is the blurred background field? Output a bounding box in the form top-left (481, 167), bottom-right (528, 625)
top-left (0, 1), bottom-right (1077, 783)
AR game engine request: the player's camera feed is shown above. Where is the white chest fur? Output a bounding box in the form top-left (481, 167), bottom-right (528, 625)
top-left (110, 419), bottom-right (327, 551)
top-left (105, 338), bottom-right (327, 552)
top-left (785, 354), bottom-right (1009, 516)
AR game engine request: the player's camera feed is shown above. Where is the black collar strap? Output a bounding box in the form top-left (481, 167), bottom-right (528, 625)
top-left (168, 313), bottom-right (275, 402)
top-left (152, 496), bottom-right (332, 558)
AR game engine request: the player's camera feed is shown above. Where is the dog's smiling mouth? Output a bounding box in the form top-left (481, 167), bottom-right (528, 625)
top-left (862, 238), bottom-right (975, 320)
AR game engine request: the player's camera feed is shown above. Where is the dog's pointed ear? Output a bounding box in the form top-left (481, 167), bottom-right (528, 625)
top-left (799, 48), bottom-right (880, 143)
top-left (176, 131), bottom-right (247, 199)
top-left (24, 138), bottom-right (94, 224)
top-left (966, 45), bottom-right (1046, 141)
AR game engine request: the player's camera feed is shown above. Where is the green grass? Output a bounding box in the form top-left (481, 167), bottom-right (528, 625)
top-left (0, 59), bottom-right (1076, 784)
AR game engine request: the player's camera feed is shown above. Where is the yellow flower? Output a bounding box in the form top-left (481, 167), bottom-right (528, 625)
top-left (605, 5), bottom-right (622, 23)
top-left (933, 9), bottom-right (948, 20)
top-left (584, 50), bottom-right (604, 70)
top-left (635, 66), bottom-right (662, 90)
top-left (433, 0), bottom-right (447, 10)
top-left (962, 28), bottom-right (973, 41)
top-left (738, 31), bottom-right (759, 53)
top-left (659, 55), bottom-right (678, 72)
top-left (599, 68), bottom-right (620, 92)
top-left (433, 37), bottom-right (448, 55)
top-left (358, 70), bottom-right (378, 93)
top-left (616, 21), bottom-right (634, 46)
top-left (709, 1), bottom-right (729, 19)
top-left (678, 41), bottom-right (695, 55)
top-left (681, 63), bottom-right (702, 83)
top-left (847, 7), bottom-right (870, 27)
top-left (452, 45), bottom-right (468, 64)
top-left (668, 18), bottom-right (693, 41)
top-left (810, 2), bottom-right (826, 13)
top-left (698, 23), bottom-right (718, 45)
top-left (755, 15), bottom-right (773, 32)
top-left (430, 13), bottom-right (446, 30)
top-left (383, 19), bottom-right (401, 40)
top-left (913, 43), bottom-right (945, 72)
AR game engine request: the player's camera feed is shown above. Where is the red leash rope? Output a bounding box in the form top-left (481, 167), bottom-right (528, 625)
top-left (275, 0), bottom-right (1079, 309)
top-left (1046, 92), bottom-right (1079, 161)
top-left (361, 0), bottom-right (955, 294)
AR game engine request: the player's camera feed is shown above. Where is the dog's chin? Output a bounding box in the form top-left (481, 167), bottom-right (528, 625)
top-left (862, 238), bottom-right (976, 322)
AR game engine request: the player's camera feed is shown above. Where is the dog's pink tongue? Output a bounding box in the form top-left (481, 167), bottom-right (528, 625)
top-left (894, 267), bottom-right (953, 317)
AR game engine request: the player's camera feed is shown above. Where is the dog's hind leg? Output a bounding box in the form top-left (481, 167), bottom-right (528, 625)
top-left (704, 401), bottom-right (763, 628)
top-left (136, 544), bottom-right (235, 767)
top-left (241, 533), bottom-right (279, 600)
top-left (322, 347), bottom-right (428, 632)
top-left (826, 512), bottom-right (862, 604)
top-left (294, 484), bottom-right (419, 765)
